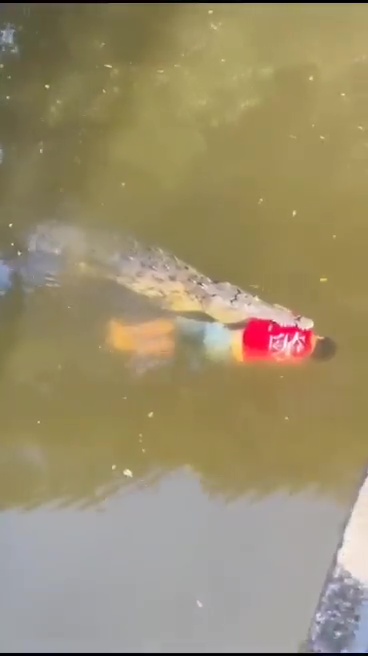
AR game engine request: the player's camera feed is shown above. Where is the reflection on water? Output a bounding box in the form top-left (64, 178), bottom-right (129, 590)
top-left (1, 3), bottom-right (368, 651)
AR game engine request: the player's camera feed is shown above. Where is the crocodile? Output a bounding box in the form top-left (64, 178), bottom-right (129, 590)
top-left (16, 220), bottom-right (314, 329)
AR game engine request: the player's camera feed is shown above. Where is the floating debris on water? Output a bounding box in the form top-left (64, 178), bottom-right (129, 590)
top-left (0, 24), bottom-right (19, 58)
top-left (138, 434), bottom-right (146, 453)
top-left (292, 210), bottom-right (297, 217)
top-left (123, 468), bottom-right (133, 478)
top-left (319, 277), bottom-right (328, 283)
top-left (148, 411), bottom-right (154, 418)
top-left (258, 197), bottom-right (264, 205)
top-left (111, 464), bottom-right (116, 471)
top-left (104, 64), bottom-right (113, 69)
top-left (196, 600), bottom-right (203, 608)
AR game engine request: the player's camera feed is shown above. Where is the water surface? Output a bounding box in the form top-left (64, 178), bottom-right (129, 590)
top-left (0, 4), bottom-right (368, 652)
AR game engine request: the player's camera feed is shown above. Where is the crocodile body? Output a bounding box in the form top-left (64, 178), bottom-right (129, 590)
top-left (17, 220), bottom-right (314, 329)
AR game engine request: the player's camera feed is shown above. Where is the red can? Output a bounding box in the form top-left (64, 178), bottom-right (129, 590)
top-left (239, 319), bottom-right (336, 363)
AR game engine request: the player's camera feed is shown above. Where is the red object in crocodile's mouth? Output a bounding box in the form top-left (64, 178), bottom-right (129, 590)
top-left (241, 319), bottom-right (336, 363)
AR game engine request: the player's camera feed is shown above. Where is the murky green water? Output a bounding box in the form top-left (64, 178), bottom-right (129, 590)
top-left (0, 3), bottom-right (368, 652)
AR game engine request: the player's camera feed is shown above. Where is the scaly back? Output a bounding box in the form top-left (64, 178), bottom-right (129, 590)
top-left (21, 220), bottom-right (314, 329)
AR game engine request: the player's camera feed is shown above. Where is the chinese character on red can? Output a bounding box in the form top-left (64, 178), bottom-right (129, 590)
top-left (241, 319), bottom-right (336, 363)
